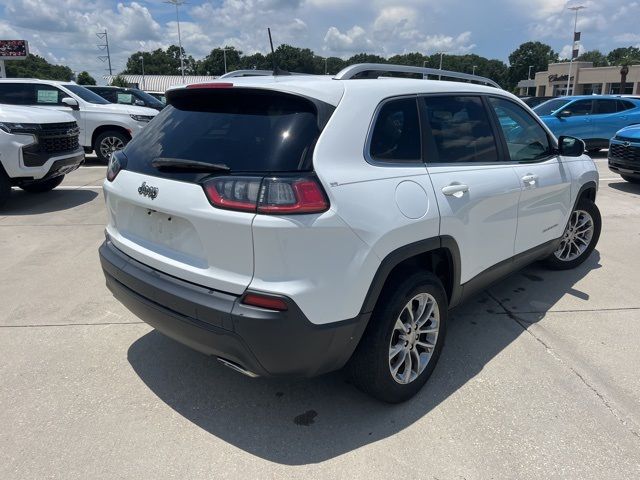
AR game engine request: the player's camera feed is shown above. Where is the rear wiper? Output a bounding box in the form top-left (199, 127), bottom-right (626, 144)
top-left (151, 158), bottom-right (230, 172)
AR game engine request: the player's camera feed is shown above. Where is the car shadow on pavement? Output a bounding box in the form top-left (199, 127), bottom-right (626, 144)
top-left (127, 252), bottom-right (601, 465)
top-left (608, 181), bottom-right (640, 195)
top-left (2, 189), bottom-right (98, 215)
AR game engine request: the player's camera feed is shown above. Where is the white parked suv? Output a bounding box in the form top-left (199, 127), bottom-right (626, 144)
top-left (0, 79), bottom-right (158, 163)
top-left (99, 65), bottom-right (601, 402)
top-left (0, 104), bottom-right (84, 206)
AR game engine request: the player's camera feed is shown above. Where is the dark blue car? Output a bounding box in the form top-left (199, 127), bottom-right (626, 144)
top-left (533, 95), bottom-right (640, 153)
top-left (609, 124), bottom-right (640, 183)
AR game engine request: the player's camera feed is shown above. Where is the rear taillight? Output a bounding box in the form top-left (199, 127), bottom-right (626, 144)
top-left (203, 175), bottom-right (329, 215)
top-left (106, 150), bottom-right (127, 182)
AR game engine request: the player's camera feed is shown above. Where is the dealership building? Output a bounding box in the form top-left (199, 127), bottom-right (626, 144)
top-left (517, 62), bottom-right (640, 97)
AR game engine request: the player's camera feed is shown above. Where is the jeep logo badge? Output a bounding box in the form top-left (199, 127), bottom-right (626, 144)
top-left (138, 182), bottom-right (158, 200)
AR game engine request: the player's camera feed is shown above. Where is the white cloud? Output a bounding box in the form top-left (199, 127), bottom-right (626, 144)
top-left (323, 26), bottom-right (372, 53)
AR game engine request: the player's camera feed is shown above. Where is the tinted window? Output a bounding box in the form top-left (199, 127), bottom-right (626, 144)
top-left (533, 98), bottom-right (570, 116)
top-left (594, 99), bottom-right (617, 114)
top-left (369, 98), bottom-right (421, 162)
top-left (0, 83), bottom-right (33, 105)
top-left (489, 97), bottom-right (551, 162)
top-left (618, 100), bottom-right (636, 111)
top-left (423, 96), bottom-right (498, 163)
top-left (123, 89), bottom-right (330, 181)
top-left (132, 89), bottom-right (164, 108)
top-left (64, 84), bottom-right (110, 104)
top-left (563, 100), bottom-right (593, 116)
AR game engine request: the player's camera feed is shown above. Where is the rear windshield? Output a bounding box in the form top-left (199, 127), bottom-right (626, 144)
top-left (123, 88), bottom-right (331, 181)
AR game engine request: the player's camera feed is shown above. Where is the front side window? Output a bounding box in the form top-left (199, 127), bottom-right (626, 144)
top-left (533, 98), bottom-right (570, 116)
top-left (489, 97), bottom-right (551, 163)
top-left (34, 85), bottom-right (66, 105)
top-left (369, 97), bottom-right (421, 162)
top-left (423, 95), bottom-right (498, 163)
top-left (563, 100), bottom-right (593, 116)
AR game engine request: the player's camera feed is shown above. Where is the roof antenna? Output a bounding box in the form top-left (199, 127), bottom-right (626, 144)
top-left (268, 27), bottom-right (291, 76)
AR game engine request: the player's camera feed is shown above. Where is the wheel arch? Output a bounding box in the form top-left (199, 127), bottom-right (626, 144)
top-left (575, 180), bottom-right (597, 207)
top-left (360, 236), bottom-right (462, 316)
top-left (91, 125), bottom-right (132, 149)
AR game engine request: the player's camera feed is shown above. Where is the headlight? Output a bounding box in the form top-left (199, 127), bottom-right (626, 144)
top-left (0, 122), bottom-right (39, 134)
top-left (129, 114), bottom-right (154, 123)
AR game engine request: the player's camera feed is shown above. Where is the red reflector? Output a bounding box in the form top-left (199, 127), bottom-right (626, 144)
top-left (242, 293), bottom-right (288, 311)
top-left (186, 82), bottom-right (234, 89)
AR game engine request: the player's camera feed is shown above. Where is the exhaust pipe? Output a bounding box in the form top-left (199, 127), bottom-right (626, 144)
top-left (217, 357), bottom-right (259, 378)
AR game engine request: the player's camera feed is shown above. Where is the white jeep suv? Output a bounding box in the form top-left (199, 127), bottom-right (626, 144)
top-left (99, 65), bottom-right (601, 402)
top-left (0, 79), bottom-right (158, 163)
top-left (0, 104), bottom-right (84, 206)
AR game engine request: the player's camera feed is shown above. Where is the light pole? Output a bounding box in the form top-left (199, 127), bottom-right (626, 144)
top-left (223, 48), bottom-right (227, 74)
top-left (565, 5), bottom-right (585, 96)
top-left (528, 65), bottom-right (533, 79)
top-left (472, 65), bottom-right (478, 75)
top-left (314, 55), bottom-right (328, 74)
top-left (438, 52), bottom-right (444, 80)
top-left (165, 0), bottom-right (186, 82)
top-left (139, 55), bottom-right (145, 90)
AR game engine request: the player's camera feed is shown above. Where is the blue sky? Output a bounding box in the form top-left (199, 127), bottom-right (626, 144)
top-left (1, 0), bottom-right (638, 80)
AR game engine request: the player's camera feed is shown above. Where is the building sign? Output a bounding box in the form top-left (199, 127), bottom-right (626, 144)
top-left (0, 40), bottom-right (29, 60)
top-left (548, 74), bottom-right (574, 83)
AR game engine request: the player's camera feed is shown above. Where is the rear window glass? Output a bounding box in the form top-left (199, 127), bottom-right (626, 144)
top-left (123, 89), bottom-right (329, 181)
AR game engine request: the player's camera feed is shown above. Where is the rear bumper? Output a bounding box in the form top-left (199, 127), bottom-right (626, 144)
top-left (99, 240), bottom-right (368, 377)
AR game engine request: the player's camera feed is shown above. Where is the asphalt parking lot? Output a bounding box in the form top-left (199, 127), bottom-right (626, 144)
top-left (1, 153), bottom-right (639, 479)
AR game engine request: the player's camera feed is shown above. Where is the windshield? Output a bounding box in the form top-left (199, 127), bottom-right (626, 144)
top-left (533, 98), bottom-right (571, 116)
top-left (123, 88), bottom-right (332, 183)
top-left (64, 84), bottom-right (110, 104)
top-left (132, 89), bottom-right (164, 108)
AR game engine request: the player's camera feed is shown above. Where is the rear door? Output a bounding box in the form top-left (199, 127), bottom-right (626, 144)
top-left (103, 87), bottom-right (330, 294)
top-left (592, 99), bottom-right (633, 141)
top-left (422, 95), bottom-right (521, 283)
top-left (488, 96), bottom-right (572, 254)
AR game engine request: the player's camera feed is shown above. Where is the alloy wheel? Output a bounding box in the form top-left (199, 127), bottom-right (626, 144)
top-left (100, 136), bottom-right (125, 159)
top-left (554, 209), bottom-right (594, 262)
top-left (388, 292), bottom-right (440, 384)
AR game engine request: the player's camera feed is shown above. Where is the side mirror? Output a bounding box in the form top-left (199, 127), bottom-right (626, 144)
top-left (61, 97), bottom-right (79, 110)
top-left (558, 136), bottom-right (585, 157)
top-left (134, 99), bottom-right (145, 106)
top-left (555, 109), bottom-right (571, 118)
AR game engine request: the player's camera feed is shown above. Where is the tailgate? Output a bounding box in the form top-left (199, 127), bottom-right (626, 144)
top-left (104, 170), bottom-right (255, 295)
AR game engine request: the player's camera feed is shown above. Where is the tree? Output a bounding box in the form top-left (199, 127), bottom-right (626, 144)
top-left (607, 46), bottom-right (640, 66)
top-left (76, 71), bottom-right (96, 85)
top-left (110, 75), bottom-right (129, 87)
top-left (122, 45), bottom-right (197, 76)
top-left (199, 46), bottom-right (243, 75)
top-left (577, 50), bottom-right (609, 67)
top-left (5, 54), bottom-right (73, 80)
top-left (507, 41), bottom-right (559, 91)
top-left (346, 53), bottom-right (387, 65)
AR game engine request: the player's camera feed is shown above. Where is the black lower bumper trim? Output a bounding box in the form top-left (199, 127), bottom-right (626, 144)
top-left (100, 241), bottom-right (369, 377)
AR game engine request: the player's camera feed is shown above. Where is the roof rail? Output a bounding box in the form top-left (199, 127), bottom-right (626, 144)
top-left (333, 63), bottom-right (501, 88)
top-left (219, 70), bottom-right (275, 78)
top-left (219, 69), bottom-right (310, 79)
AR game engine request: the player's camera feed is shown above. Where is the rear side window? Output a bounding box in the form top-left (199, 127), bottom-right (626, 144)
top-left (594, 99), bottom-right (617, 114)
top-left (0, 83), bottom-right (34, 105)
top-left (423, 96), bottom-right (499, 163)
top-left (618, 100), bottom-right (636, 111)
top-left (369, 97), bottom-right (421, 162)
top-left (123, 88), bottom-right (331, 181)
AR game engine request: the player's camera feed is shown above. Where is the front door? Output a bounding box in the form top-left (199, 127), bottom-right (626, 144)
top-left (32, 84), bottom-right (85, 145)
top-left (422, 95), bottom-right (521, 284)
top-left (488, 96), bottom-right (572, 254)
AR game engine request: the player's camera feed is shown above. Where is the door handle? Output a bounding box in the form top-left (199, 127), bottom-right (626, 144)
top-left (521, 174), bottom-right (538, 187)
top-left (442, 184), bottom-right (469, 198)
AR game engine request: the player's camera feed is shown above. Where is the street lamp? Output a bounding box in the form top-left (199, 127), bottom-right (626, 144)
top-left (139, 55), bottom-right (145, 90)
top-left (223, 48), bottom-right (227, 74)
top-left (438, 52), bottom-right (444, 80)
top-left (315, 55), bottom-right (328, 74)
top-left (472, 65), bottom-right (478, 75)
top-left (528, 65), bottom-right (534, 79)
top-left (565, 5), bottom-right (585, 96)
top-left (165, 0), bottom-right (186, 82)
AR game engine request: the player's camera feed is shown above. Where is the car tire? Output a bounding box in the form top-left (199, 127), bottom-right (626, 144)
top-left (94, 131), bottom-right (129, 163)
top-left (543, 198), bottom-right (601, 270)
top-left (621, 175), bottom-right (640, 184)
top-left (349, 271), bottom-right (448, 403)
top-left (0, 168), bottom-right (10, 208)
top-left (20, 175), bottom-right (64, 193)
